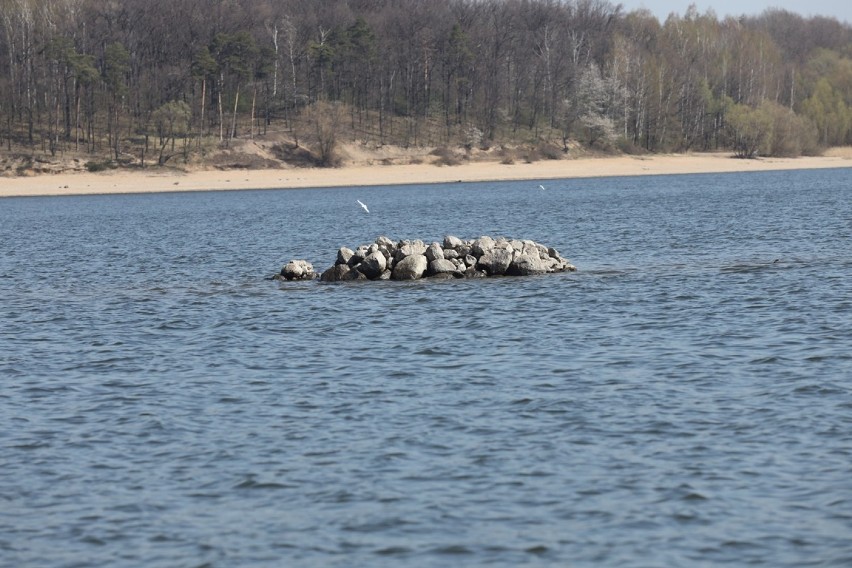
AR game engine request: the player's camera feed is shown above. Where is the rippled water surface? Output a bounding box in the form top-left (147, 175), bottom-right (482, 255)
top-left (2, 169), bottom-right (851, 567)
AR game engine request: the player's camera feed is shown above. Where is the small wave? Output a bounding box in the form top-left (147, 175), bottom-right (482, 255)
top-left (414, 347), bottom-right (443, 355)
top-left (374, 546), bottom-right (412, 556)
top-left (749, 356), bottom-right (782, 364)
top-left (79, 535), bottom-right (106, 546)
top-left (342, 517), bottom-right (413, 533)
top-left (431, 544), bottom-right (473, 555)
top-left (719, 260), bottom-right (783, 274)
top-left (793, 383), bottom-right (846, 396)
top-left (11, 441), bottom-right (51, 450)
top-left (584, 268), bottom-right (629, 277)
top-left (233, 478), bottom-right (293, 490)
top-left (525, 545), bottom-right (550, 555)
top-left (156, 319), bottom-right (199, 330)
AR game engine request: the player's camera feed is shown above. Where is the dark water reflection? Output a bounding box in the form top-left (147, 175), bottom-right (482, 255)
top-left (1, 169), bottom-right (851, 566)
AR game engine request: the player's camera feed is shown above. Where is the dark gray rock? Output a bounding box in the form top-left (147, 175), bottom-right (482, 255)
top-left (351, 245), bottom-right (371, 265)
top-left (430, 272), bottom-right (457, 280)
top-left (342, 269), bottom-right (368, 281)
top-left (357, 251), bottom-right (387, 279)
top-left (320, 264), bottom-right (352, 282)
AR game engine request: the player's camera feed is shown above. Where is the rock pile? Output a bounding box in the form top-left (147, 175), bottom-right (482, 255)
top-left (317, 235), bottom-right (576, 282)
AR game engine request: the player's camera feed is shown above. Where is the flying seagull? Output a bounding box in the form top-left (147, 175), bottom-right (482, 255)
top-left (539, 184), bottom-right (546, 191)
top-left (357, 199), bottom-right (370, 213)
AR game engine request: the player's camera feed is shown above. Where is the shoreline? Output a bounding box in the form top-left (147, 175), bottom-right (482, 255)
top-left (2, 152), bottom-right (850, 198)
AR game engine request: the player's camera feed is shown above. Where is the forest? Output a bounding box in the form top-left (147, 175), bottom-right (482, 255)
top-left (1, 0), bottom-right (851, 170)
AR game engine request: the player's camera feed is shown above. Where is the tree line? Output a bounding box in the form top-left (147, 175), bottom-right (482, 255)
top-left (1, 0), bottom-right (851, 166)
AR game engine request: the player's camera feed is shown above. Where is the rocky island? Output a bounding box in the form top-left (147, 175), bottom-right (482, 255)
top-left (276, 235), bottom-right (576, 282)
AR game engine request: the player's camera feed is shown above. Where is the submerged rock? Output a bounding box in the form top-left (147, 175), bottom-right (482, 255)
top-left (278, 259), bottom-right (316, 280)
top-left (320, 263), bottom-right (352, 282)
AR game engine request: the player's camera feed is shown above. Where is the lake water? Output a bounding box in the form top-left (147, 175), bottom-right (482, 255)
top-left (1, 168), bottom-right (851, 567)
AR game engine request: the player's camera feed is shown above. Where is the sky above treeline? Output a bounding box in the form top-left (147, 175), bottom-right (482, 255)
top-left (618, 1), bottom-right (852, 24)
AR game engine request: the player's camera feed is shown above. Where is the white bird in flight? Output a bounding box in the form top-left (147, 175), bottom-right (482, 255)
top-left (357, 199), bottom-right (370, 213)
top-left (539, 184), bottom-right (546, 191)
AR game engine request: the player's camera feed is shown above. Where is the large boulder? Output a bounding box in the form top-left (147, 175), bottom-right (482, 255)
top-left (471, 236), bottom-right (495, 257)
top-left (443, 235), bottom-right (464, 250)
top-left (394, 240), bottom-right (427, 262)
top-left (376, 237), bottom-right (396, 262)
top-left (507, 253), bottom-right (550, 276)
top-left (428, 258), bottom-right (458, 275)
top-left (392, 254), bottom-right (428, 280)
top-left (425, 242), bottom-right (445, 262)
top-left (376, 235), bottom-right (396, 249)
top-left (477, 248), bottom-right (514, 276)
top-left (320, 264), bottom-right (352, 282)
top-left (357, 251), bottom-right (387, 279)
top-left (336, 247), bottom-right (355, 265)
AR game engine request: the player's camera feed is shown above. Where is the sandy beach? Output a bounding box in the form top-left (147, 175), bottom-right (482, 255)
top-left (2, 151), bottom-right (850, 198)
